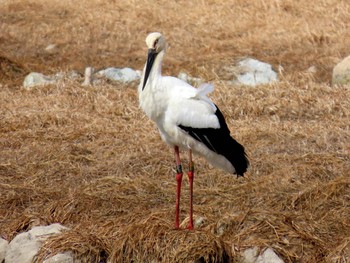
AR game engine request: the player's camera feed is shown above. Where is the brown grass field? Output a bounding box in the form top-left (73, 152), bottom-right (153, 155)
top-left (1, 0), bottom-right (350, 262)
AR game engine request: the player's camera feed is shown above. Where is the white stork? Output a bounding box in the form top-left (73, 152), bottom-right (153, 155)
top-left (138, 32), bottom-right (249, 230)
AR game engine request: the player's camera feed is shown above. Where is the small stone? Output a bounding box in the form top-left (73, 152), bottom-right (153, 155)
top-left (82, 67), bottom-right (94, 86)
top-left (67, 70), bottom-right (81, 79)
top-left (178, 72), bottom-right (202, 87)
top-left (194, 216), bottom-right (206, 228)
top-left (256, 248), bottom-right (284, 263)
top-left (332, 55), bottom-right (350, 85)
top-left (53, 72), bottom-right (65, 79)
top-left (232, 58), bottom-right (278, 86)
top-left (5, 224), bottom-right (67, 263)
top-left (135, 69), bottom-right (142, 76)
top-left (307, 65), bottom-right (317, 73)
top-left (96, 67), bottom-right (141, 83)
top-left (180, 215), bottom-right (206, 229)
top-left (23, 72), bottom-right (56, 89)
top-left (0, 238), bottom-right (9, 262)
top-left (239, 247), bottom-right (284, 263)
top-left (178, 72), bottom-right (188, 82)
top-left (240, 247), bottom-right (259, 263)
top-left (43, 252), bottom-right (75, 263)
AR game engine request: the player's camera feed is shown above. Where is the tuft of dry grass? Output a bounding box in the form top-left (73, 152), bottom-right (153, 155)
top-left (1, 0), bottom-right (350, 262)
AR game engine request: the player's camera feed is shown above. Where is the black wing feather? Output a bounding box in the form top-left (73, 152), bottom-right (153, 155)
top-left (178, 105), bottom-right (249, 176)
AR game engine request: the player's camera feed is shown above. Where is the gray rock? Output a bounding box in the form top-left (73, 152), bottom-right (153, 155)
top-left (179, 215), bottom-right (206, 229)
top-left (97, 67), bottom-right (141, 83)
top-left (82, 67), bottom-right (94, 86)
top-left (307, 65), bottom-right (317, 73)
top-left (0, 238), bottom-right (9, 262)
top-left (43, 252), bottom-right (75, 263)
top-left (256, 248), bottom-right (284, 263)
top-left (67, 70), bottom-right (82, 80)
top-left (232, 58), bottom-right (278, 86)
top-left (23, 72), bottom-right (57, 88)
top-left (5, 223), bottom-right (67, 263)
top-left (240, 247), bottom-right (259, 263)
top-left (54, 71), bottom-right (81, 80)
top-left (332, 55), bottom-right (350, 85)
top-left (239, 247), bottom-right (284, 263)
top-left (194, 216), bottom-right (206, 228)
top-left (178, 72), bottom-right (202, 87)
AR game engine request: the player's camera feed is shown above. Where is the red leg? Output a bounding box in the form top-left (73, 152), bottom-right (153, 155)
top-left (174, 146), bottom-right (183, 229)
top-left (188, 149), bottom-right (194, 230)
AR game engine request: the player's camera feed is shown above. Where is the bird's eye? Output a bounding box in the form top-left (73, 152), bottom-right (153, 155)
top-left (154, 39), bottom-right (159, 48)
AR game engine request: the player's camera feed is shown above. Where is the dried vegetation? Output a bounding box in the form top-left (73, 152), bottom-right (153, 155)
top-left (0, 0), bottom-right (349, 262)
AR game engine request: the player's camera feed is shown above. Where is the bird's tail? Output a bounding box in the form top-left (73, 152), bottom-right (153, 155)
top-left (224, 136), bottom-right (249, 177)
top-left (213, 106), bottom-right (249, 177)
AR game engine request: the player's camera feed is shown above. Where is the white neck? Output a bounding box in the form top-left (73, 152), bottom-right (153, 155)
top-left (138, 50), bottom-right (167, 121)
top-left (141, 50), bottom-right (165, 90)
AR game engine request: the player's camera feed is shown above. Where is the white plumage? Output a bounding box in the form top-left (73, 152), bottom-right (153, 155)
top-left (138, 32), bottom-right (248, 229)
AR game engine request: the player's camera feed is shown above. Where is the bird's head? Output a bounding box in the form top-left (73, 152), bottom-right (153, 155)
top-left (142, 32), bottom-right (166, 90)
top-left (146, 32), bottom-right (166, 53)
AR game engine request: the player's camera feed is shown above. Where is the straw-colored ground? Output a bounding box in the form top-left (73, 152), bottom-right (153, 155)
top-left (0, 0), bottom-right (349, 262)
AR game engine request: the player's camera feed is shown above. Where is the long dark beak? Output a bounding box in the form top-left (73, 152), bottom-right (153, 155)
top-left (142, 48), bottom-right (157, 90)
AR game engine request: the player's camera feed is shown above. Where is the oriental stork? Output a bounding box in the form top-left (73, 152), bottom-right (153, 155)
top-left (138, 32), bottom-right (249, 229)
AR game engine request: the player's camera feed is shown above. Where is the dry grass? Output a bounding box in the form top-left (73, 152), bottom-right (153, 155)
top-left (0, 0), bottom-right (350, 262)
